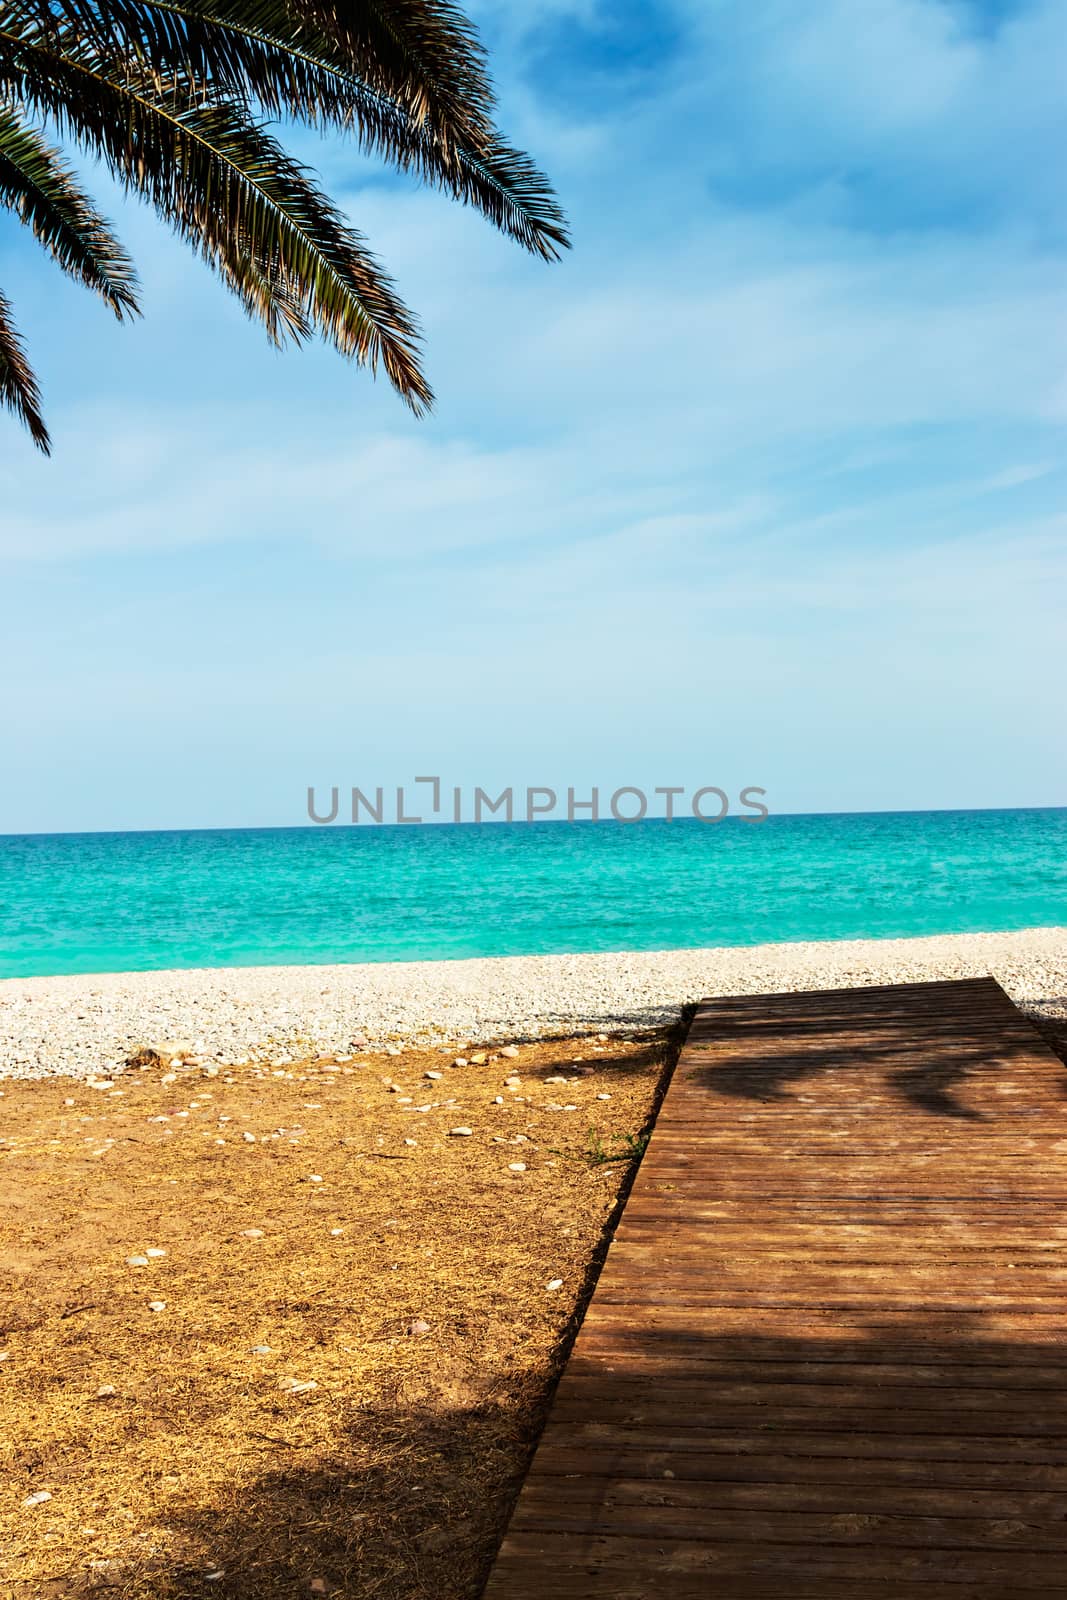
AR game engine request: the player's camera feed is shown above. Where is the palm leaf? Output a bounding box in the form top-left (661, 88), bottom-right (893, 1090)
top-left (0, 103), bottom-right (139, 316)
top-left (3, 34), bottom-right (433, 405)
top-left (2, 0), bottom-right (569, 257)
top-left (17, 0), bottom-right (498, 148)
top-left (0, 0), bottom-right (569, 447)
top-left (0, 286), bottom-right (50, 451)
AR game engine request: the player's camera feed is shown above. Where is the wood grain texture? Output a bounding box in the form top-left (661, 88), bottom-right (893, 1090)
top-left (481, 977), bottom-right (1067, 1598)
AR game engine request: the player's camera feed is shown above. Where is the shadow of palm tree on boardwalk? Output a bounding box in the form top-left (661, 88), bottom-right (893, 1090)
top-left (681, 978), bottom-right (1064, 1120)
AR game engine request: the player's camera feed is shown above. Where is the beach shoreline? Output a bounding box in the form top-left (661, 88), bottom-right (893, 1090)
top-left (1, 925), bottom-right (1064, 1080)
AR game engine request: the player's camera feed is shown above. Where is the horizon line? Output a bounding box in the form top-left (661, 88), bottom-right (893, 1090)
top-left (1, 802), bottom-right (1065, 842)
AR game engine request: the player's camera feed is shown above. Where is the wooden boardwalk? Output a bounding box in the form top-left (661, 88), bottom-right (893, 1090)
top-left (482, 977), bottom-right (1067, 1599)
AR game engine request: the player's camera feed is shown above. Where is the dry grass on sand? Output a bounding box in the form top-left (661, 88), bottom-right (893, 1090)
top-left (0, 1027), bottom-right (681, 1599)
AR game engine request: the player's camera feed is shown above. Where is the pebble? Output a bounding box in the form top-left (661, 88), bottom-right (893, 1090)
top-left (404, 1318), bottom-right (431, 1336)
top-left (449, 1127), bottom-right (473, 1137)
top-left (453, 1057), bottom-right (468, 1067)
top-left (147, 1300), bottom-right (167, 1312)
top-left (22, 1491), bottom-right (52, 1508)
top-left (508, 1162), bottom-right (526, 1172)
top-left (241, 1228), bottom-right (265, 1239)
top-left (278, 1377), bottom-right (317, 1394)
top-left (546, 1279), bottom-right (564, 1292)
top-left (308, 1174), bottom-right (323, 1183)
top-left (242, 1131), bottom-right (256, 1143)
top-left (125, 1255), bottom-right (149, 1268)
top-left (95, 1384), bottom-right (117, 1398)
top-left (597, 1092), bottom-right (611, 1100)
top-left (146, 1247), bottom-right (167, 1258)
top-left (425, 1070), bottom-right (443, 1081)
top-left (501, 1045), bottom-right (520, 1058)
top-left (251, 1345), bottom-right (272, 1354)
top-left (1, 931), bottom-right (1063, 1081)
top-left (403, 1138), bottom-right (418, 1147)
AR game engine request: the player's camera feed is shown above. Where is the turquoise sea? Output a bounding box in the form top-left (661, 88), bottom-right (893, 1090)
top-left (0, 809), bottom-right (1064, 980)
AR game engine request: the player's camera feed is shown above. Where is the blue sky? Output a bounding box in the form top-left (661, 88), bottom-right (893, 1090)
top-left (1, 0), bottom-right (1065, 832)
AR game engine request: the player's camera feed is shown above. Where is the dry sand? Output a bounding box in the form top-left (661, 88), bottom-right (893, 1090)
top-left (0, 1029), bottom-right (673, 1599)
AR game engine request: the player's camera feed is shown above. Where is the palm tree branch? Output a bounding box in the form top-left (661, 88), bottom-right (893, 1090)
top-left (0, 284), bottom-right (50, 450)
top-left (137, 0), bottom-right (569, 255)
top-left (9, 0), bottom-right (498, 148)
top-left (2, 0), bottom-right (568, 256)
top-left (0, 32), bottom-right (432, 406)
top-left (0, 102), bottom-right (139, 316)
top-left (330, 0), bottom-right (496, 147)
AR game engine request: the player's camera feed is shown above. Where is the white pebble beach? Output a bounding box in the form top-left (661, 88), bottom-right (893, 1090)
top-left (0, 926), bottom-right (1064, 1080)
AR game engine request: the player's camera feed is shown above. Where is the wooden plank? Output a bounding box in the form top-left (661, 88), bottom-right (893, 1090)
top-left (505, 1495), bottom-right (1067, 1549)
top-left (480, 977), bottom-right (1067, 1597)
top-left (526, 1442), bottom-right (1067, 1490)
top-left (489, 1530), bottom-right (1067, 1586)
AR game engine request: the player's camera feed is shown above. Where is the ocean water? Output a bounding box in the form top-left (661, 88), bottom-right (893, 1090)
top-left (0, 809), bottom-right (1064, 980)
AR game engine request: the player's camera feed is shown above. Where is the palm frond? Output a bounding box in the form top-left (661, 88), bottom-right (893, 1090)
top-left (0, 0), bottom-right (569, 447)
top-left (442, 132), bottom-right (569, 261)
top-left (1, 0), bottom-right (569, 257)
top-left (9, 0), bottom-right (497, 148)
top-left (0, 286), bottom-right (50, 451)
top-left (0, 102), bottom-right (139, 316)
top-left (4, 35), bottom-right (432, 406)
top-left (311, 0), bottom-right (496, 149)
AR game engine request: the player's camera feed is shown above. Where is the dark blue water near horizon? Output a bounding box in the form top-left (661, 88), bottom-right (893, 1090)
top-left (0, 808), bottom-right (1064, 979)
